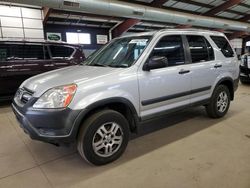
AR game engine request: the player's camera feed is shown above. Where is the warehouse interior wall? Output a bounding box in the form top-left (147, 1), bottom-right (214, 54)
top-left (0, 5), bottom-right (44, 39)
top-left (44, 24), bottom-right (110, 56)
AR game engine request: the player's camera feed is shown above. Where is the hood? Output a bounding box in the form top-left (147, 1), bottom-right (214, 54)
top-left (21, 65), bottom-right (123, 97)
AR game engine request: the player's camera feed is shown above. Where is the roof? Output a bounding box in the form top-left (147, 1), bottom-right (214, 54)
top-left (0, 38), bottom-right (81, 46)
top-left (118, 28), bottom-right (225, 38)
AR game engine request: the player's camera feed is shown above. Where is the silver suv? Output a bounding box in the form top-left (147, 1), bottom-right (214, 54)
top-left (12, 29), bottom-right (239, 165)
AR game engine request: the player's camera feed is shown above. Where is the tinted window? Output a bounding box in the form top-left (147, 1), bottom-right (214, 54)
top-left (0, 44), bottom-right (11, 61)
top-left (0, 44), bottom-right (44, 61)
top-left (150, 35), bottom-right (185, 66)
top-left (22, 44), bottom-right (44, 59)
top-left (187, 35), bottom-right (214, 63)
top-left (50, 45), bottom-right (74, 58)
top-left (210, 36), bottom-right (234, 58)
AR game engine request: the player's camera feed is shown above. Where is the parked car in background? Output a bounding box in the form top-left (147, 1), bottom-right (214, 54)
top-left (240, 52), bottom-right (250, 84)
top-left (0, 39), bottom-right (85, 100)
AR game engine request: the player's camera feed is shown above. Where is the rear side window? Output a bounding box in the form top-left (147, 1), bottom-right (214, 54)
top-left (50, 45), bottom-right (74, 58)
top-left (150, 35), bottom-right (185, 66)
top-left (22, 44), bottom-right (44, 60)
top-left (187, 35), bottom-right (214, 63)
top-left (210, 36), bottom-right (234, 58)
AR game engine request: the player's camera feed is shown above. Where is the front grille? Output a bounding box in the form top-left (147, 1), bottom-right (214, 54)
top-left (15, 87), bottom-right (34, 105)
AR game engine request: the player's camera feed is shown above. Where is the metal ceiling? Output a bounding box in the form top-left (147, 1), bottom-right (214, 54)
top-left (1, 0), bottom-right (250, 37)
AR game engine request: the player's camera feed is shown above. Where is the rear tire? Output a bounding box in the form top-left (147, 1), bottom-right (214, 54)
top-left (77, 109), bottom-right (129, 165)
top-left (206, 85), bottom-right (230, 118)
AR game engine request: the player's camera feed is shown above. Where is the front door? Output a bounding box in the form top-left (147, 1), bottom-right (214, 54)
top-left (138, 35), bottom-right (192, 119)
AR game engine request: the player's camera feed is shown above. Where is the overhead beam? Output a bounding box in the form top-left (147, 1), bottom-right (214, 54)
top-left (150, 0), bottom-right (169, 8)
top-left (203, 0), bottom-right (242, 16)
top-left (112, 18), bottom-right (140, 38)
top-left (238, 14), bottom-right (250, 22)
top-left (213, 28), bottom-right (225, 33)
top-left (177, 0), bottom-right (245, 16)
top-left (43, 7), bottom-right (52, 25)
top-left (228, 31), bottom-right (249, 40)
top-left (111, 0), bottom-right (169, 37)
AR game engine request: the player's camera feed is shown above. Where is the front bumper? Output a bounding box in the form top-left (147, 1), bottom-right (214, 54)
top-left (12, 99), bottom-right (83, 145)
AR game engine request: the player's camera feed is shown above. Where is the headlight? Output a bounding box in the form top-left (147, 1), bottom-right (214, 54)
top-left (33, 84), bottom-right (77, 109)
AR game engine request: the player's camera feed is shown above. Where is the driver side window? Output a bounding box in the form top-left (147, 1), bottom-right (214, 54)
top-left (150, 35), bottom-right (185, 67)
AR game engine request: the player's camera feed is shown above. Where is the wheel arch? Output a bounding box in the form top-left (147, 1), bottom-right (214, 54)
top-left (73, 97), bottom-right (140, 140)
top-left (215, 77), bottom-right (234, 100)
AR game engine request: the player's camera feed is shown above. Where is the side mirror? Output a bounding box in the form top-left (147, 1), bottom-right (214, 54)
top-left (143, 56), bottom-right (168, 71)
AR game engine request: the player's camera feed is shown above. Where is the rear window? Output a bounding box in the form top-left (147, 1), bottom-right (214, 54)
top-left (210, 36), bottom-right (234, 58)
top-left (50, 45), bottom-right (74, 58)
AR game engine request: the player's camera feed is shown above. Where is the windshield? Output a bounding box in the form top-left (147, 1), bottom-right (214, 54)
top-left (83, 36), bottom-right (151, 68)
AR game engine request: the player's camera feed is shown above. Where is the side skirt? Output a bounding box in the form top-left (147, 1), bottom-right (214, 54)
top-left (139, 99), bottom-right (210, 122)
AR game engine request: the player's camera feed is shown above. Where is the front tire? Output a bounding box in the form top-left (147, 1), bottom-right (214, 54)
top-left (77, 109), bottom-right (129, 165)
top-left (206, 85), bottom-right (230, 118)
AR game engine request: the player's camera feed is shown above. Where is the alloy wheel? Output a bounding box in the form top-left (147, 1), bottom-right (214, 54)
top-left (217, 91), bottom-right (228, 113)
top-left (92, 122), bottom-right (123, 157)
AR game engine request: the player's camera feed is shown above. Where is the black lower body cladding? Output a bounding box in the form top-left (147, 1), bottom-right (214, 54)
top-left (12, 101), bottom-right (82, 145)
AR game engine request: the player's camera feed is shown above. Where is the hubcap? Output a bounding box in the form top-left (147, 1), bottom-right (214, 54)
top-left (217, 91), bottom-right (228, 113)
top-left (92, 122), bottom-right (123, 157)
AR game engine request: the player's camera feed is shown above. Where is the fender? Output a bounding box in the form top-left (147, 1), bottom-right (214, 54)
top-left (216, 77), bottom-right (233, 85)
top-left (71, 97), bottom-right (140, 139)
top-left (213, 77), bottom-right (235, 100)
top-left (84, 97), bottom-right (139, 117)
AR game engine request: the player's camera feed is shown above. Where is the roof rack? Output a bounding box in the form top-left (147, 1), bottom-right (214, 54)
top-left (0, 38), bottom-right (82, 46)
top-left (157, 28), bottom-right (223, 34)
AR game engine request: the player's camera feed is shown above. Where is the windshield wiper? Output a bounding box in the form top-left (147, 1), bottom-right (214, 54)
top-left (89, 63), bottom-right (108, 67)
top-left (108, 64), bottom-right (129, 68)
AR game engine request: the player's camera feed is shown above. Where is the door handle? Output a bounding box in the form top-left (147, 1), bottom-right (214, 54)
top-left (214, 64), bottom-right (222, 68)
top-left (179, 69), bottom-right (190, 74)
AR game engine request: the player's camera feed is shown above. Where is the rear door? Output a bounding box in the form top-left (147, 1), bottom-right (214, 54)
top-left (210, 36), bottom-right (237, 76)
top-left (21, 43), bottom-right (47, 76)
top-left (185, 35), bottom-right (218, 104)
top-left (49, 45), bottom-right (76, 69)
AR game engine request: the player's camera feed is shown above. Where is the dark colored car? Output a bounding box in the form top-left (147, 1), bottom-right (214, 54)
top-left (240, 53), bottom-right (250, 84)
top-left (0, 39), bottom-right (85, 100)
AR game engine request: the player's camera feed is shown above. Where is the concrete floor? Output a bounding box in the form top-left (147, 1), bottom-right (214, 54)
top-left (0, 84), bottom-right (250, 188)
